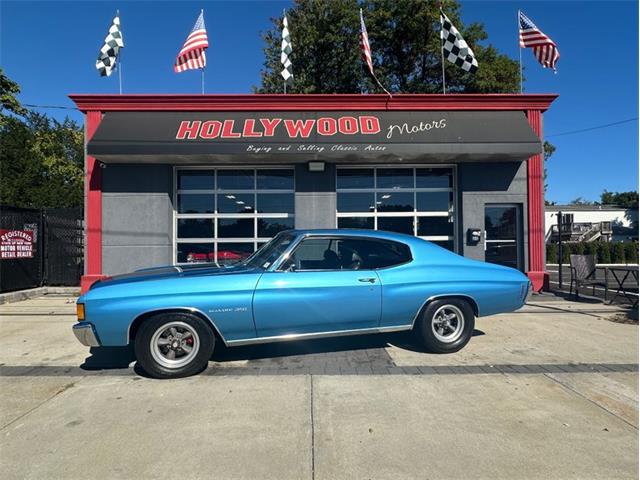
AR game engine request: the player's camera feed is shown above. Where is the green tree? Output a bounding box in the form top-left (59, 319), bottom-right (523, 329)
top-left (585, 242), bottom-right (598, 258)
top-left (597, 242), bottom-right (611, 264)
top-left (0, 68), bottom-right (27, 125)
top-left (0, 70), bottom-right (84, 209)
top-left (624, 242), bottom-right (638, 264)
top-left (612, 242), bottom-right (626, 264)
top-left (569, 197), bottom-right (595, 206)
top-left (1, 111), bottom-right (84, 208)
top-left (543, 140), bottom-right (556, 202)
top-left (600, 190), bottom-right (638, 208)
top-left (257, 0), bottom-right (520, 94)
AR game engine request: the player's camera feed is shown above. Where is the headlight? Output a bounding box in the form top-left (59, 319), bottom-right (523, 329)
top-left (76, 303), bottom-right (85, 321)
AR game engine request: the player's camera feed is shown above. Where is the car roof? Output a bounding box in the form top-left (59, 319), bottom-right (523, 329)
top-left (289, 228), bottom-right (413, 240)
top-left (287, 229), bottom-right (433, 249)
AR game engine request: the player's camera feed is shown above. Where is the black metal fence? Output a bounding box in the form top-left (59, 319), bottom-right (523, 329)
top-left (0, 206), bottom-right (83, 293)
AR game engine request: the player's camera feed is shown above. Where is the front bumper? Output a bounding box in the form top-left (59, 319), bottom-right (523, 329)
top-left (72, 323), bottom-right (101, 347)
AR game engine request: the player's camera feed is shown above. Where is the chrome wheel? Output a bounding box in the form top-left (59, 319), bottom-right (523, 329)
top-left (431, 304), bottom-right (465, 343)
top-left (150, 321), bottom-right (200, 369)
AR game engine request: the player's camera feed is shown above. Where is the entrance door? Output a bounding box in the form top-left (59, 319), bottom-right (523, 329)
top-left (484, 204), bottom-right (522, 271)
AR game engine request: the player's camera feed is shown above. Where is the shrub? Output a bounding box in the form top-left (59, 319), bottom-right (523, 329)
top-left (574, 242), bottom-right (585, 255)
top-left (612, 242), bottom-right (626, 264)
top-left (547, 243), bottom-right (558, 263)
top-left (597, 242), bottom-right (611, 264)
top-left (624, 242), bottom-right (638, 264)
top-left (585, 242), bottom-right (598, 257)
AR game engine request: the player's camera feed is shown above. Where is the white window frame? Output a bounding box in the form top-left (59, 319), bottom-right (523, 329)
top-left (335, 165), bottom-right (457, 251)
top-left (173, 166), bottom-right (295, 264)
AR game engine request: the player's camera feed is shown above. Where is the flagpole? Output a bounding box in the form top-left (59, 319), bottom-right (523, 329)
top-left (518, 10), bottom-right (523, 93)
top-left (283, 9), bottom-right (287, 94)
top-left (440, 43), bottom-right (446, 94)
top-left (117, 9), bottom-right (122, 94)
top-left (439, 8), bottom-right (446, 94)
top-left (201, 69), bottom-right (205, 95)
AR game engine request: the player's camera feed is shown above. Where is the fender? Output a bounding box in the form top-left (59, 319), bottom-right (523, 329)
top-left (410, 294), bottom-right (480, 328)
top-left (128, 306), bottom-right (228, 346)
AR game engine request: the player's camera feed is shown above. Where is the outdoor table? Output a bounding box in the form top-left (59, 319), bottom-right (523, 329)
top-left (601, 266), bottom-right (639, 307)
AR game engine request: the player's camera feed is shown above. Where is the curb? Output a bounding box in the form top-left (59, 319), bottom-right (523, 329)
top-left (0, 286), bottom-right (80, 305)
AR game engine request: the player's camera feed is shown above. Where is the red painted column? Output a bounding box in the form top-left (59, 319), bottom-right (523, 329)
top-left (526, 109), bottom-right (548, 292)
top-left (80, 111), bottom-right (106, 293)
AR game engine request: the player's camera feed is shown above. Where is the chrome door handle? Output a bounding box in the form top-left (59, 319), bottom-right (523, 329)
top-left (358, 277), bottom-right (377, 283)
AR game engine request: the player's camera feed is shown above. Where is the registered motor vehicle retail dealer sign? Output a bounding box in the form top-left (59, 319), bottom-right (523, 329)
top-left (0, 229), bottom-right (34, 259)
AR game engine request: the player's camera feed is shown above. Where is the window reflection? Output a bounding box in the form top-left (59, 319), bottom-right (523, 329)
top-left (218, 218), bottom-right (254, 238)
top-left (217, 169), bottom-right (254, 190)
top-left (336, 169), bottom-right (374, 189)
top-left (376, 192), bottom-right (414, 212)
top-left (217, 193), bottom-right (255, 214)
top-left (377, 168), bottom-right (413, 189)
top-left (178, 171), bottom-right (214, 190)
top-left (178, 194), bottom-right (214, 214)
top-left (257, 169), bottom-right (294, 190)
top-left (177, 219), bottom-right (214, 238)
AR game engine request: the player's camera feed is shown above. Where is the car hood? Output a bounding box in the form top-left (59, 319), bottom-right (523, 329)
top-left (88, 263), bottom-right (260, 291)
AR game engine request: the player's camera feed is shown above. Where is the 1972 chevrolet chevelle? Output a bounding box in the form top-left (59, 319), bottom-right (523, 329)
top-left (73, 229), bottom-right (530, 378)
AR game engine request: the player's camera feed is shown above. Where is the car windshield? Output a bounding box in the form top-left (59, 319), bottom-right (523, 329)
top-left (242, 233), bottom-right (295, 269)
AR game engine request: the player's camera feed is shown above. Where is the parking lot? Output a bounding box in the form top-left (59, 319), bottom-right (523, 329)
top-left (0, 294), bottom-right (638, 479)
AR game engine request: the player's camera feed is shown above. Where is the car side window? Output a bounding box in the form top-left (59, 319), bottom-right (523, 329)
top-left (280, 237), bottom-right (411, 271)
top-left (357, 239), bottom-right (412, 269)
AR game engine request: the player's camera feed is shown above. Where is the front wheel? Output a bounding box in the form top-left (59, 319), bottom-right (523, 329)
top-left (134, 312), bottom-right (215, 379)
top-left (415, 299), bottom-right (475, 353)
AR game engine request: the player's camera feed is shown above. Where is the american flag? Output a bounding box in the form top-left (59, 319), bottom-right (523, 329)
top-left (359, 9), bottom-right (391, 96)
top-left (519, 11), bottom-right (559, 71)
top-left (359, 8), bottom-right (374, 77)
top-left (175, 10), bottom-right (209, 73)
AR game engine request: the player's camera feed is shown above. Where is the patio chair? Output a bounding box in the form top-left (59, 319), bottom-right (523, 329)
top-left (569, 254), bottom-right (608, 300)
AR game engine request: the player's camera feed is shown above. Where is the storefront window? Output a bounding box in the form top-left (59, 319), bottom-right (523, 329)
top-left (336, 166), bottom-right (456, 251)
top-left (175, 168), bottom-right (295, 264)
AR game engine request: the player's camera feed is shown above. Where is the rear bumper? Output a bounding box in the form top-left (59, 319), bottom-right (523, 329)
top-left (72, 323), bottom-right (101, 347)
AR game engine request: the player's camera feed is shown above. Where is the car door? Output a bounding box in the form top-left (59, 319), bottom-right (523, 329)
top-left (252, 236), bottom-right (382, 338)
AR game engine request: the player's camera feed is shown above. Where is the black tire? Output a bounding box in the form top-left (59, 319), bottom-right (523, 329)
top-left (415, 298), bottom-right (475, 353)
top-left (134, 312), bottom-right (215, 379)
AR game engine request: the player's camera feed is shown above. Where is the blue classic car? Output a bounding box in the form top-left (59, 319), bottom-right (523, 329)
top-left (73, 229), bottom-right (530, 378)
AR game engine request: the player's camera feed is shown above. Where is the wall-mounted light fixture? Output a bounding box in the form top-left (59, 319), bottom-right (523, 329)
top-left (308, 161), bottom-right (325, 172)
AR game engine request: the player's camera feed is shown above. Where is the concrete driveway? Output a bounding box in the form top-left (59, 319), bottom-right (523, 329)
top-left (0, 294), bottom-right (637, 479)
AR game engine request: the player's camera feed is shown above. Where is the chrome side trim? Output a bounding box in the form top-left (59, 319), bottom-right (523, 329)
top-left (226, 324), bottom-right (412, 347)
top-left (127, 306), bottom-right (229, 346)
top-left (73, 323), bottom-right (101, 347)
top-left (410, 294), bottom-right (479, 328)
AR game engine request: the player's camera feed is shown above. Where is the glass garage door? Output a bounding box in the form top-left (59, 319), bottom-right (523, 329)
top-left (336, 167), bottom-right (456, 251)
top-left (175, 168), bottom-right (294, 265)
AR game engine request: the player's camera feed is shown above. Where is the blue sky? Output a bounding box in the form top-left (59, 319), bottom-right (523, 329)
top-left (1, 1), bottom-right (637, 204)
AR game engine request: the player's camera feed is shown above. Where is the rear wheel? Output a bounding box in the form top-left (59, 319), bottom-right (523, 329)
top-left (415, 298), bottom-right (475, 353)
top-left (134, 312), bottom-right (215, 379)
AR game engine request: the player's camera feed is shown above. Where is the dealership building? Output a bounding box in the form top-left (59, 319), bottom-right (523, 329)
top-left (69, 93), bottom-right (557, 293)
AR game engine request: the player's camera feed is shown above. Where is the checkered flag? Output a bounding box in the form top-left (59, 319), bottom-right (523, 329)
top-left (280, 14), bottom-right (293, 83)
top-left (96, 14), bottom-right (124, 77)
top-left (440, 11), bottom-right (478, 74)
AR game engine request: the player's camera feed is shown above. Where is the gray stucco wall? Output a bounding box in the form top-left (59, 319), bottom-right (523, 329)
top-left (458, 162), bottom-right (529, 270)
top-left (102, 165), bottom-right (173, 275)
top-left (294, 164), bottom-right (337, 229)
top-left (98, 161), bottom-right (530, 274)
